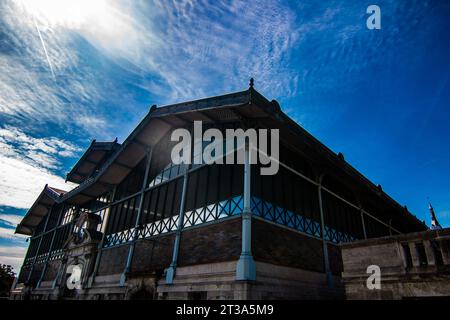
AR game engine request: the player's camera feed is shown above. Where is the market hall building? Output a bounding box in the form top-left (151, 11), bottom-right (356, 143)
top-left (10, 81), bottom-right (426, 300)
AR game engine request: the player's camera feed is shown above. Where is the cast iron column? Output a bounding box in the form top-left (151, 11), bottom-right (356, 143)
top-left (317, 175), bottom-right (334, 288)
top-left (236, 142), bottom-right (256, 280)
top-left (165, 168), bottom-right (189, 284)
top-left (87, 186), bottom-right (117, 288)
top-left (359, 208), bottom-right (367, 239)
top-left (120, 146), bottom-right (153, 286)
top-left (26, 205), bottom-right (52, 285)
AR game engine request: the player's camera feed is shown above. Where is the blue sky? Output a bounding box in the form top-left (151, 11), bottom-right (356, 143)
top-left (0, 0), bottom-right (449, 271)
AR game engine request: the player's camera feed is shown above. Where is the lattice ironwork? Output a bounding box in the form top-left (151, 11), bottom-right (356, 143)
top-left (103, 196), bottom-right (243, 248)
top-left (49, 249), bottom-right (65, 261)
top-left (251, 196), bottom-right (322, 238)
top-left (34, 253), bottom-right (48, 265)
top-left (251, 196), bottom-right (358, 243)
top-left (140, 215), bottom-right (179, 238)
top-left (323, 225), bottom-right (357, 244)
top-left (183, 195), bottom-right (243, 228)
top-left (23, 257), bottom-right (35, 267)
top-left (103, 214), bottom-right (180, 247)
top-left (104, 227), bottom-right (136, 247)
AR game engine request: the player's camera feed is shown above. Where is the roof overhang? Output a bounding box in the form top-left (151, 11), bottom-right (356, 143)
top-left (66, 139), bottom-right (121, 184)
top-left (15, 185), bottom-right (66, 236)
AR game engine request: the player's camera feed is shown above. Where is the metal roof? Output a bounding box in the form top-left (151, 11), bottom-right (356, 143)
top-left (15, 185), bottom-right (66, 235)
top-left (65, 139), bottom-right (120, 184)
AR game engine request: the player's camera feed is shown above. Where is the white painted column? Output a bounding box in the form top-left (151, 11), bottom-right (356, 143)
top-left (236, 142), bottom-right (256, 281)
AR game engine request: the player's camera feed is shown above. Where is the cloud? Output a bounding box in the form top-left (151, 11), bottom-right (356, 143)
top-left (8, 0), bottom-right (300, 101)
top-left (0, 154), bottom-right (74, 209)
top-left (131, 0), bottom-right (300, 100)
top-left (0, 1), bottom-right (112, 136)
top-left (0, 125), bottom-right (79, 209)
top-left (0, 214), bottom-right (24, 227)
top-left (0, 226), bottom-right (28, 240)
top-left (0, 125), bottom-right (81, 171)
top-left (0, 245), bottom-right (27, 272)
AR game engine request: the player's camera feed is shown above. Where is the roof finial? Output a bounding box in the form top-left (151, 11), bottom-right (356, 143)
top-left (249, 78), bottom-right (254, 88)
top-left (427, 198), bottom-right (442, 230)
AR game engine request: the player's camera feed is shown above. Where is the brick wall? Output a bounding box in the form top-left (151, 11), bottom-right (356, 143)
top-left (43, 260), bottom-right (61, 281)
top-left (29, 263), bottom-right (44, 285)
top-left (178, 218), bottom-right (241, 267)
top-left (327, 243), bottom-right (343, 275)
top-left (252, 219), bottom-right (325, 272)
top-left (97, 245), bottom-right (129, 275)
top-left (18, 266), bottom-right (30, 283)
top-left (131, 234), bottom-right (175, 274)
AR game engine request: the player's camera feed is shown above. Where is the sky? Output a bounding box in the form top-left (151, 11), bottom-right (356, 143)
top-left (0, 0), bottom-right (449, 272)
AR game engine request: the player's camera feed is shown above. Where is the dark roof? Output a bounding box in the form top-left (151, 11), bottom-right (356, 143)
top-left (15, 185), bottom-right (66, 235)
top-left (16, 83), bottom-right (427, 235)
top-left (66, 139), bottom-right (120, 184)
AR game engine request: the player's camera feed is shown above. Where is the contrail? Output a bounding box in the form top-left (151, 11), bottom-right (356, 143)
top-left (31, 14), bottom-right (56, 81)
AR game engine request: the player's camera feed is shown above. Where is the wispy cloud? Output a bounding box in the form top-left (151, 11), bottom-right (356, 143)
top-left (0, 154), bottom-right (73, 208)
top-left (0, 126), bottom-right (77, 208)
top-left (127, 0), bottom-right (301, 100)
top-left (0, 213), bottom-right (24, 227)
top-left (0, 226), bottom-right (27, 240)
top-left (0, 125), bottom-right (81, 171)
top-left (0, 245), bottom-right (27, 272)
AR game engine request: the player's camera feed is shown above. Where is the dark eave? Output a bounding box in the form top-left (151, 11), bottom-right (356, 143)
top-left (66, 139), bottom-right (121, 184)
top-left (15, 185), bottom-right (66, 236)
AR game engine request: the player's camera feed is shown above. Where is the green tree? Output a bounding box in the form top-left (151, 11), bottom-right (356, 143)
top-left (0, 264), bottom-right (16, 297)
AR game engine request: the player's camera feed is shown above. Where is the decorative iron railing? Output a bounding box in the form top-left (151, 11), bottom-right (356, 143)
top-left (251, 196), bottom-right (358, 244)
top-left (103, 195), bottom-right (244, 248)
top-left (183, 196), bottom-right (243, 228)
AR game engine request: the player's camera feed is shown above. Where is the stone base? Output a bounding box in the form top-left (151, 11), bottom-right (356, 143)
top-left (157, 261), bottom-right (344, 300)
top-left (11, 261), bottom-right (344, 300)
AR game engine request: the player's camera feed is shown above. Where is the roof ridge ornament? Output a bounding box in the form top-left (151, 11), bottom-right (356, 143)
top-left (249, 78), bottom-right (254, 88)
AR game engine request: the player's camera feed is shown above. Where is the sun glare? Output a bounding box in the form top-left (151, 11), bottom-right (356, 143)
top-left (19, 0), bottom-right (110, 29)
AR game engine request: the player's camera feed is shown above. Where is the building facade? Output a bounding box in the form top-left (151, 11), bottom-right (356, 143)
top-left (11, 83), bottom-right (426, 300)
top-left (341, 228), bottom-right (450, 299)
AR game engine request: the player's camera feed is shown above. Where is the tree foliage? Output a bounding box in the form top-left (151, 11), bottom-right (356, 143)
top-left (0, 264), bottom-right (15, 297)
